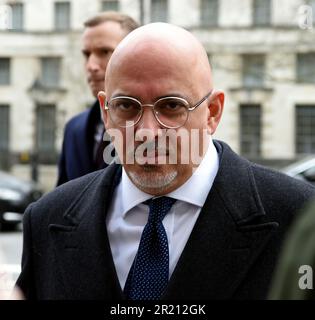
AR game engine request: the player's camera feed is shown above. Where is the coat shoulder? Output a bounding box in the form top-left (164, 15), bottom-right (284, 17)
top-left (216, 140), bottom-right (315, 223)
top-left (31, 171), bottom-right (101, 215)
top-left (251, 162), bottom-right (315, 199)
top-left (64, 109), bottom-right (91, 134)
top-left (217, 140), bottom-right (315, 203)
top-left (250, 162), bottom-right (315, 222)
top-left (27, 165), bottom-right (119, 225)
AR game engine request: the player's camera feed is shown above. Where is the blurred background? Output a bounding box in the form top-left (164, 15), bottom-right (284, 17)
top-left (0, 0), bottom-right (315, 293)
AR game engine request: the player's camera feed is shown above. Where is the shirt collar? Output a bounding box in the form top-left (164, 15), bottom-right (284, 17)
top-left (121, 169), bottom-right (152, 217)
top-left (121, 137), bottom-right (219, 217)
top-left (167, 138), bottom-right (219, 207)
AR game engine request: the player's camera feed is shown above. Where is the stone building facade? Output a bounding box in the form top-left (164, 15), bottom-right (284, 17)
top-left (0, 0), bottom-right (315, 190)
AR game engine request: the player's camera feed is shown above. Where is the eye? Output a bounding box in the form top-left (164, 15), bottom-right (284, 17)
top-left (111, 99), bottom-right (141, 112)
top-left (100, 48), bottom-right (113, 57)
top-left (82, 50), bottom-right (90, 59)
top-left (117, 102), bottom-right (133, 110)
top-left (158, 99), bottom-right (188, 111)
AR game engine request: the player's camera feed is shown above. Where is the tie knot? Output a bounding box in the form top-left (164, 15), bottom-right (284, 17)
top-left (145, 197), bottom-right (176, 223)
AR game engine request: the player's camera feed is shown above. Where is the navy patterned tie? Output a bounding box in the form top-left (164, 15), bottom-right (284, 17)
top-left (124, 197), bottom-right (176, 300)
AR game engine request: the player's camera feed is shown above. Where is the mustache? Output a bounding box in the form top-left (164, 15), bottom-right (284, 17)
top-left (126, 140), bottom-right (171, 158)
top-left (87, 76), bottom-right (104, 82)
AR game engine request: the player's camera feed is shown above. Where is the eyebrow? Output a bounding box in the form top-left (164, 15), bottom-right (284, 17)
top-left (81, 46), bottom-right (115, 54)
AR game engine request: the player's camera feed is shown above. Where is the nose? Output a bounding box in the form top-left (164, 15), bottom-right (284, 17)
top-left (135, 107), bottom-right (162, 138)
top-left (86, 54), bottom-right (101, 73)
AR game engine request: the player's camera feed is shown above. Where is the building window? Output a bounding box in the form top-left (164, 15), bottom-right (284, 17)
top-left (10, 3), bottom-right (24, 31)
top-left (200, 0), bottom-right (219, 27)
top-left (102, 0), bottom-right (119, 11)
top-left (151, 0), bottom-right (168, 22)
top-left (40, 57), bottom-right (61, 88)
top-left (0, 104), bottom-right (9, 151)
top-left (0, 104), bottom-right (9, 169)
top-left (297, 53), bottom-right (315, 84)
top-left (36, 104), bottom-right (56, 155)
top-left (296, 105), bottom-right (315, 154)
top-left (253, 0), bottom-right (271, 26)
top-left (240, 104), bottom-right (261, 158)
top-left (0, 58), bottom-right (10, 85)
top-left (54, 2), bottom-right (71, 31)
top-left (306, 0), bottom-right (315, 24)
top-left (242, 54), bottom-right (265, 88)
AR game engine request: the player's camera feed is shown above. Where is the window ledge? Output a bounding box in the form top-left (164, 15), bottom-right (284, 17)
top-left (29, 80), bottom-right (66, 93)
top-left (229, 86), bottom-right (274, 93)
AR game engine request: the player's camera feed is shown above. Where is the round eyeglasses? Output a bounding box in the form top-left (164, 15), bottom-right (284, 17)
top-left (105, 90), bottom-right (213, 129)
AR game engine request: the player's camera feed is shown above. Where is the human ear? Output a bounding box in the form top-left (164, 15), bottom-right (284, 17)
top-left (207, 90), bottom-right (224, 135)
top-left (97, 91), bottom-right (110, 128)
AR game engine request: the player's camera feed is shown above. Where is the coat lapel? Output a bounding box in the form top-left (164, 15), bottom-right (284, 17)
top-left (164, 141), bottom-right (279, 299)
top-left (49, 165), bottom-right (123, 300)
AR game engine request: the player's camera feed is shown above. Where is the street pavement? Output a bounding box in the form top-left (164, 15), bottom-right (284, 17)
top-left (0, 226), bottom-right (23, 297)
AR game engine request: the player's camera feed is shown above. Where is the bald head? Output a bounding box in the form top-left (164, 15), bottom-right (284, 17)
top-left (98, 23), bottom-right (224, 196)
top-left (105, 23), bottom-right (212, 98)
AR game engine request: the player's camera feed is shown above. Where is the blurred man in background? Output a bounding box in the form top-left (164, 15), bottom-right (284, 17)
top-left (56, 11), bottom-right (139, 186)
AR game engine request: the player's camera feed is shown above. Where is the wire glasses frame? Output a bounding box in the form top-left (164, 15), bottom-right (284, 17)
top-left (105, 89), bottom-right (213, 129)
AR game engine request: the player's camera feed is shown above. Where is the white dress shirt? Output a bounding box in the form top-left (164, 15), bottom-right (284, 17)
top-left (106, 138), bottom-right (219, 289)
top-left (93, 119), bottom-right (105, 159)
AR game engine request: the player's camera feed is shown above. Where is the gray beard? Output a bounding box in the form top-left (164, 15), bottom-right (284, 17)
top-left (128, 168), bottom-right (178, 191)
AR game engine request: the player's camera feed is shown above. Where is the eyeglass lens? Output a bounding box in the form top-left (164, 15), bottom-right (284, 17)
top-left (109, 97), bottom-right (189, 128)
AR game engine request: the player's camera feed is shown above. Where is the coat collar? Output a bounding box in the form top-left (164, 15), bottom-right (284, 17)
top-left (212, 140), bottom-right (267, 225)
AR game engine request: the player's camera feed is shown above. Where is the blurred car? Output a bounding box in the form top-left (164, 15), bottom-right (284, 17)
top-left (281, 156), bottom-right (315, 185)
top-left (0, 171), bottom-right (43, 230)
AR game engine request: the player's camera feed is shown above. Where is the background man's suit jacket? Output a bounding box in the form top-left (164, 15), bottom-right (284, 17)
top-left (17, 141), bottom-right (315, 300)
top-left (57, 101), bottom-right (106, 186)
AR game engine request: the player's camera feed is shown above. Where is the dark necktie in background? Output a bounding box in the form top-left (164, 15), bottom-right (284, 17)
top-left (124, 197), bottom-right (176, 300)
